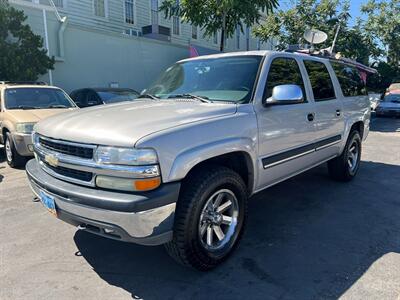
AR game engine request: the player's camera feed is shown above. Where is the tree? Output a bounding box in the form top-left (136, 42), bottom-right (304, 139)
top-left (361, 0), bottom-right (400, 68)
top-left (0, 0), bottom-right (54, 81)
top-left (160, 0), bottom-right (278, 52)
top-left (253, 0), bottom-right (379, 64)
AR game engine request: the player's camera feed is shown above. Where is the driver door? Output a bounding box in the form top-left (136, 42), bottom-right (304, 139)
top-left (254, 55), bottom-right (318, 190)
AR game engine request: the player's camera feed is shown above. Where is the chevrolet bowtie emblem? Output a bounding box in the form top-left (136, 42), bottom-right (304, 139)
top-left (45, 154), bottom-right (59, 167)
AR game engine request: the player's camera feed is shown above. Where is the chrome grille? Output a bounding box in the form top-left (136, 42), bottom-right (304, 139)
top-left (39, 137), bottom-right (94, 159)
top-left (43, 161), bottom-right (93, 182)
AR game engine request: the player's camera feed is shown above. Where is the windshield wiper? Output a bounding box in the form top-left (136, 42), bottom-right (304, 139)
top-left (8, 105), bottom-right (41, 110)
top-left (168, 93), bottom-right (212, 103)
top-left (138, 94), bottom-right (159, 100)
top-left (48, 104), bottom-right (69, 108)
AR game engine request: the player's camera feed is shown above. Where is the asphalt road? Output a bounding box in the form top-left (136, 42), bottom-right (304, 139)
top-left (1, 117), bottom-right (399, 300)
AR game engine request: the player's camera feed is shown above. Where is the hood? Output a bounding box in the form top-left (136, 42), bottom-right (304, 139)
top-left (35, 100), bottom-right (237, 147)
top-left (6, 108), bottom-right (76, 123)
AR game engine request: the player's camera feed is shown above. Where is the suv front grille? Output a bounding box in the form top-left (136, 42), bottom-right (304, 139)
top-left (43, 162), bottom-right (93, 182)
top-left (39, 137), bottom-right (94, 159)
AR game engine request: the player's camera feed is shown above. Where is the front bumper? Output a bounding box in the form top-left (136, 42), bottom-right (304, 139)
top-left (26, 159), bottom-right (180, 245)
top-left (12, 132), bottom-right (34, 156)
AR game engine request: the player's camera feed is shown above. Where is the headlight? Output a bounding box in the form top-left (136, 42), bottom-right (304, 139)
top-left (94, 146), bottom-right (158, 166)
top-left (16, 122), bottom-right (36, 134)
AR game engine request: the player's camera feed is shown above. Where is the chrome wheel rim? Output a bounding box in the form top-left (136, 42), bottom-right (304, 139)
top-left (198, 189), bottom-right (239, 251)
top-left (5, 138), bottom-right (12, 162)
top-left (347, 140), bottom-right (359, 173)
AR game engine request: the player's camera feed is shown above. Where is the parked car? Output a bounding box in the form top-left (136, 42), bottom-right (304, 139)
top-left (70, 88), bottom-right (139, 108)
top-left (375, 92), bottom-right (400, 117)
top-left (0, 82), bottom-right (77, 167)
top-left (27, 51), bottom-right (371, 270)
top-left (387, 83), bottom-right (400, 93)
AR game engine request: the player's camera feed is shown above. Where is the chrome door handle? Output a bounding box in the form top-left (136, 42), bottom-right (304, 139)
top-left (336, 109), bottom-right (341, 117)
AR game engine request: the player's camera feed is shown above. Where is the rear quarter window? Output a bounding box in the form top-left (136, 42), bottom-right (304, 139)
top-left (331, 61), bottom-right (367, 97)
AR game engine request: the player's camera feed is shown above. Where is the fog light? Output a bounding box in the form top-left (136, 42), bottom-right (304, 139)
top-left (96, 176), bottom-right (161, 192)
top-left (28, 144), bottom-right (34, 152)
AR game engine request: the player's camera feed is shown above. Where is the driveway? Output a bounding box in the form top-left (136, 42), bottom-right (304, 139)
top-left (1, 117), bottom-right (399, 300)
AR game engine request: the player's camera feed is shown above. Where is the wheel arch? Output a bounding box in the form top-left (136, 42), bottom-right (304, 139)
top-left (167, 139), bottom-right (257, 195)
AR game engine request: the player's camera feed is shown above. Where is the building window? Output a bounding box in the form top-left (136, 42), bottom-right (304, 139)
top-left (236, 26), bottom-right (240, 49)
top-left (213, 31), bottom-right (218, 44)
top-left (94, 0), bottom-right (107, 17)
top-left (125, 0), bottom-right (134, 24)
top-left (192, 25), bottom-right (197, 39)
top-left (246, 27), bottom-right (250, 50)
top-left (172, 0), bottom-right (180, 35)
top-left (52, 0), bottom-right (64, 8)
top-left (173, 16), bottom-right (180, 35)
top-left (151, 0), bottom-right (158, 25)
top-left (257, 38), bottom-right (261, 50)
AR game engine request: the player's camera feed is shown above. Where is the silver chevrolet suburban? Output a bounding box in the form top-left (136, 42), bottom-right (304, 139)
top-left (26, 51), bottom-right (371, 270)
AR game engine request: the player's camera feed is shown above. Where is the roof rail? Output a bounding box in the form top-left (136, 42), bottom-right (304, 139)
top-left (0, 81), bottom-right (48, 85)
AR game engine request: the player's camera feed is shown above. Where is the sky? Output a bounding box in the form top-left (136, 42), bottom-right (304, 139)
top-left (280, 0), bottom-right (368, 26)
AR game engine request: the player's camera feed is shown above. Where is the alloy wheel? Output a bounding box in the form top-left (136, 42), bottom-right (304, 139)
top-left (347, 140), bottom-right (359, 173)
top-left (198, 189), bottom-right (239, 251)
top-left (5, 138), bottom-right (12, 163)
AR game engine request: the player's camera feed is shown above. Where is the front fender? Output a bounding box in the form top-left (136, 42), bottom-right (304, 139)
top-left (135, 104), bottom-right (259, 190)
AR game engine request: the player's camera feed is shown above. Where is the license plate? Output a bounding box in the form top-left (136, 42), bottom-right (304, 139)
top-left (39, 190), bottom-right (57, 216)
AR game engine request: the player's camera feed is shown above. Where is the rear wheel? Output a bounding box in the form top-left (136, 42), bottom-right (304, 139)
top-left (5, 132), bottom-right (26, 168)
top-left (328, 130), bottom-right (361, 181)
top-left (165, 165), bottom-right (248, 271)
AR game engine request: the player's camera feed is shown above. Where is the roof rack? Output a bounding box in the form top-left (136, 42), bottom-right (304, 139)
top-left (285, 48), bottom-right (377, 74)
top-left (0, 81), bottom-right (48, 86)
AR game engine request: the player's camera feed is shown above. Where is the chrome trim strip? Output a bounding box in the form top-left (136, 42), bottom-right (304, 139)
top-left (38, 134), bottom-right (97, 150)
top-left (264, 149), bottom-right (315, 169)
top-left (315, 140), bottom-right (341, 151)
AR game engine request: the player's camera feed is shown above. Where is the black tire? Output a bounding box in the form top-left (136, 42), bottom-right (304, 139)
top-left (5, 132), bottom-right (26, 168)
top-left (165, 165), bottom-right (248, 271)
top-left (328, 130), bottom-right (362, 182)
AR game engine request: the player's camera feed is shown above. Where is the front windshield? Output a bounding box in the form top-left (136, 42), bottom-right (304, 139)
top-left (143, 56), bottom-right (263, 103)
top-left (97, 90), bottom-right (139, 104)
top-left (383, 94), bottom-right (400, 103)
top-left (5, 88), bottom-right (75, 109)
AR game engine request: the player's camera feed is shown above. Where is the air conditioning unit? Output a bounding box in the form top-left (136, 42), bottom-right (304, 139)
top-left (123, 29), bottom-right (143, 37)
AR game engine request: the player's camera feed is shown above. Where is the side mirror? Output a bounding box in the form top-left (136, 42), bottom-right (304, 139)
top-left (264, 84), bottom-right (304, 106)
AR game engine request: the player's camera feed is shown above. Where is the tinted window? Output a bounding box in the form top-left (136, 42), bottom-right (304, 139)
top-left (331, 62), bottom-right (367, 97)
top-left (87, 91), bottom-right (102, 106)
top-left (5, 88), bottom-right (74, 109)
top-left (264, 57), bottom-right (306, 101)
top-left (145, 56), bottom-right (263, 103)
top-left (304, 60), bottom-right (335, 101)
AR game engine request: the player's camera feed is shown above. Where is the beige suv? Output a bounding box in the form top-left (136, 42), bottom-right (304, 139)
top-left (0, 82), bottom-right (77, 167)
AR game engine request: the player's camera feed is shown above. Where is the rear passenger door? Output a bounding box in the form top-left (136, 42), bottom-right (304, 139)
top-left (302, 59), bottom-right (344, 159)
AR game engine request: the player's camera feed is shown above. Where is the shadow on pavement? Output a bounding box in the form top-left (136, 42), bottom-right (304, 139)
top-left (74, 161), bottom-right (400, 299)
top-left (370, 116), bottom-right (400, 133)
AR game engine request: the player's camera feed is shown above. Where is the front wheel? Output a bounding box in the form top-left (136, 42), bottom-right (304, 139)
top-left (328, 130), bottom-right (361, 181)
top-left (165, 166), bottom-right (248, 271)
top-left (5, 132), bottom-right (26, 168)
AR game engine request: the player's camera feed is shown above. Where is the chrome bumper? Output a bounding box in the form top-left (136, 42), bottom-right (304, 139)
top-left (11, 132), bottom-right (34, 156)
top-left (26, 159), bottom-right (180, 245)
